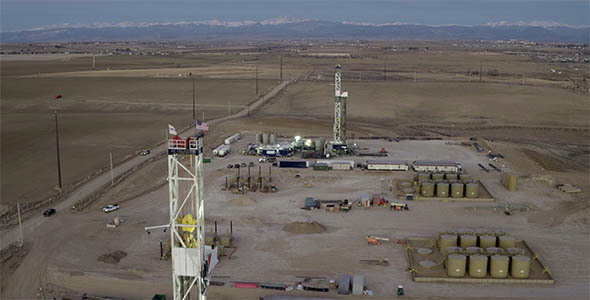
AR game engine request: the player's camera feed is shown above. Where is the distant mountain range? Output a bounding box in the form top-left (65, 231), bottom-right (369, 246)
top-left (2, 17), bottom-right (588, 43)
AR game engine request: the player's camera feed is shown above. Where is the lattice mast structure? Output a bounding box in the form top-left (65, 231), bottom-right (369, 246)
top-left (167, 134), bottom-right (206, 300)
top-left (333, 65), bottom-right (348, 145)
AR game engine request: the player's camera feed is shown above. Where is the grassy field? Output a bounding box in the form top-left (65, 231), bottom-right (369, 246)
top-left (1, 41), bottom-right (588, 209)
top-left (1, 75), bottom-right (276, 207)
top-left (258, 80), bottom-right (589, 127)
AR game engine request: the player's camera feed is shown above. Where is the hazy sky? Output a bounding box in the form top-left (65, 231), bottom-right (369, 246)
top-left (1, 0), bottom-right (588, 31)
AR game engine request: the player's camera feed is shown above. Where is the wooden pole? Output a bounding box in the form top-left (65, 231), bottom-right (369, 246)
top-left (256, 64), bottom-right (259, 96)
top-left (280, 56), bottom-right (283, 82)
top-left (17, 203), bottom-right (23, 246)
top-left (192, 78), bottom-right (196, 120)
top-left (54, 110), bottom-right (63, 189)
top-left (110, 152), bottom-right (114, 185)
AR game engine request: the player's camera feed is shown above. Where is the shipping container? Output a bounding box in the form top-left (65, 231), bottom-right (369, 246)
top-left (332, 162), bottom-right (352, 170)
top-left (366, 160), bottom-right (409, 171)
top-left (313, 163), bottom-right (330, 171)
top-left (279, 160), bottom-right (309, 168)
top-left (412, 160), bottom-right (462, 173)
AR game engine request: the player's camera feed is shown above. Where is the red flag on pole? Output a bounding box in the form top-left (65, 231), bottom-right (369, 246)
top-left (54, 94), bottom-right (63, 100)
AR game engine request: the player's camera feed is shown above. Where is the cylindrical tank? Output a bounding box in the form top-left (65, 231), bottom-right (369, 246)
top-left (418, 173), bottom-right (430, 182)
top-left (460, 235), bottom-right (477, 249)
top-left (315, 138), bottom-right (325, 152)
top-left (439, 234), bottom-right (457, 255)
top-left (507, 248), bottom-right (523, 256)
top-left (446, 246), bottom-right (462, 255)
top-left (465, 247), bottom-right (483, 255)
top-left (432, 173), bottom-right (444, 181)
top-left (460, 174), bottom-right (472, 182)
top-left (511, 255), bottom-right (531, 279)
top-left (256, 133), bottom-right (263, 144)
top-left (436, 182), bottom-right (449, 197)
top-left (451, 183), bottom-right (464, 198)
top-left (479, 235), bottom-right (497, 249)
top-left (486, 247), bottom-right (505, 255)
top-left (445, 173), bottom-right (458, 181)
top-left (465, 183), bottom-right (479, 198)
top-left (469, 255), bottom-right (488, 278)
top-left (262, 132), bottom-right (269, 145)
top-left (490, 255), bottom-right (509, 278)
top-left (446, 254), bottom-right (466, 278)
top-left (420, 182), bottom-right (435, 197)
top-left (269, 133), bottom-right (277, 145)
top-left (499, 236), bottom-right (516, 249)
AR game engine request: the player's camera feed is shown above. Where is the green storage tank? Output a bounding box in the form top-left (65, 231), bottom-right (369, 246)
top-left (465, 183), bottom-right (479, 198)
top-left (499, 236), bottom-right (516, 249)
top-left (445, 173), bottom-right (458, 181)
top-left (511, 255), bottom-right (531, 279)
top-left (436, 182), bottom-right (449, 197)
top-left (439, 234), bottom-right (458, 255)
top-left (451, 183), bottom-right (464, 198)
top-left (446, 254), bottom-right (467, 278)
top-left (468, 255), bottom-right (488, 278)
top-left (417, 172), bottom-right (430, 182)
top-left (460, 174), bottom-right (472, 182)
top-left (432, 173), bottom-right (444, 181)
top-left (460, 235), bottom-right (477, 249)
top-left (490, 255), bottom-right (509, 278)
top-left (479, 235), bottom-right (497, 249)
top-left (420, 182), bottom-right (435, 197)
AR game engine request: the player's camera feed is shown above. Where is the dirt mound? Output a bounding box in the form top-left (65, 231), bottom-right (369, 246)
top-left (283, 221), bottom-right (326, 234)
top-left (229, 196), bottom-right (256, 206)
top-left (98, 251), bottom-right (127, 264)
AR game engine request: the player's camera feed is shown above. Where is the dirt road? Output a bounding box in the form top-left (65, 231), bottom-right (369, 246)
top-left (0, 79), bottom-right (292, 250)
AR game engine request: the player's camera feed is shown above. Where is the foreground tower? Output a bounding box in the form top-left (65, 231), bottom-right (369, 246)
top-left (334, 64), bottom-right (348, 145)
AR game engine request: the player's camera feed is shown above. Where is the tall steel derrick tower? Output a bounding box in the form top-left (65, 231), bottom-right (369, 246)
top-left (146, 133), bottom-right (207, 300)
top-left (333, 65), bottom-right (348, 146)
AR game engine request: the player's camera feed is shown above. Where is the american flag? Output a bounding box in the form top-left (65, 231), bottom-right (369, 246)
top-left (196, 120), bottom-right (209, 131)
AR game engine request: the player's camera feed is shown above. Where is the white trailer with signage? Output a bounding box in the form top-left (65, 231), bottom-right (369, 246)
top-left (366, 160), bottom-right (409, 171)
top-left (412, 160), bottom-right (462, 173)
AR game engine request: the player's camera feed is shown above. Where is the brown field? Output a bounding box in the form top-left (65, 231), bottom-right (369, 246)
top-left (1, 40), bottom-right (588, 300)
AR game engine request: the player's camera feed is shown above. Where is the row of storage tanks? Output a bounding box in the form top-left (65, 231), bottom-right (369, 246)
top-left (439, 234), bottom-right (531, 279)
top-left (255, 133), bottom-right (327, 152)
top-left (255, 132), bottom-right (279, 145)
top-left (417, 172), bottom-right (479, 198)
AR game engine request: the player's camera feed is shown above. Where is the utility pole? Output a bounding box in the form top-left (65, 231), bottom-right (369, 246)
top-left (192, 77), bottom-right (196, 120)
top-left (92, 55), bottom-right (96, 70)
top-left (54, 110), bottom-right (63, 189)
top-left (280, 56), bottom-right (283, 82)
top-left (202, 111), bottom-right (205, 123)
top-left (110, 152), bottom-right (114, 185)
top-left (17, 203), bottom-right (23, 246)
top-left (480, 62), bottom-right (483, 82)
top-left (228, 100), bottom-right (231, 116)
top-left (256, 64), bottom-right (259, 96)
top-left (384, 63), bottom-right (387, 81)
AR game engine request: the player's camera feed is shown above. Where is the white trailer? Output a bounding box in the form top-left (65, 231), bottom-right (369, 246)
top-left (212, 144), bottom-right (231, 157)
top-left (224, 133), bottom-right (240, 145)
top-left (366, 160), bottom-right (409, 171)
top-left (412, 160), bottom-right (462, 173)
